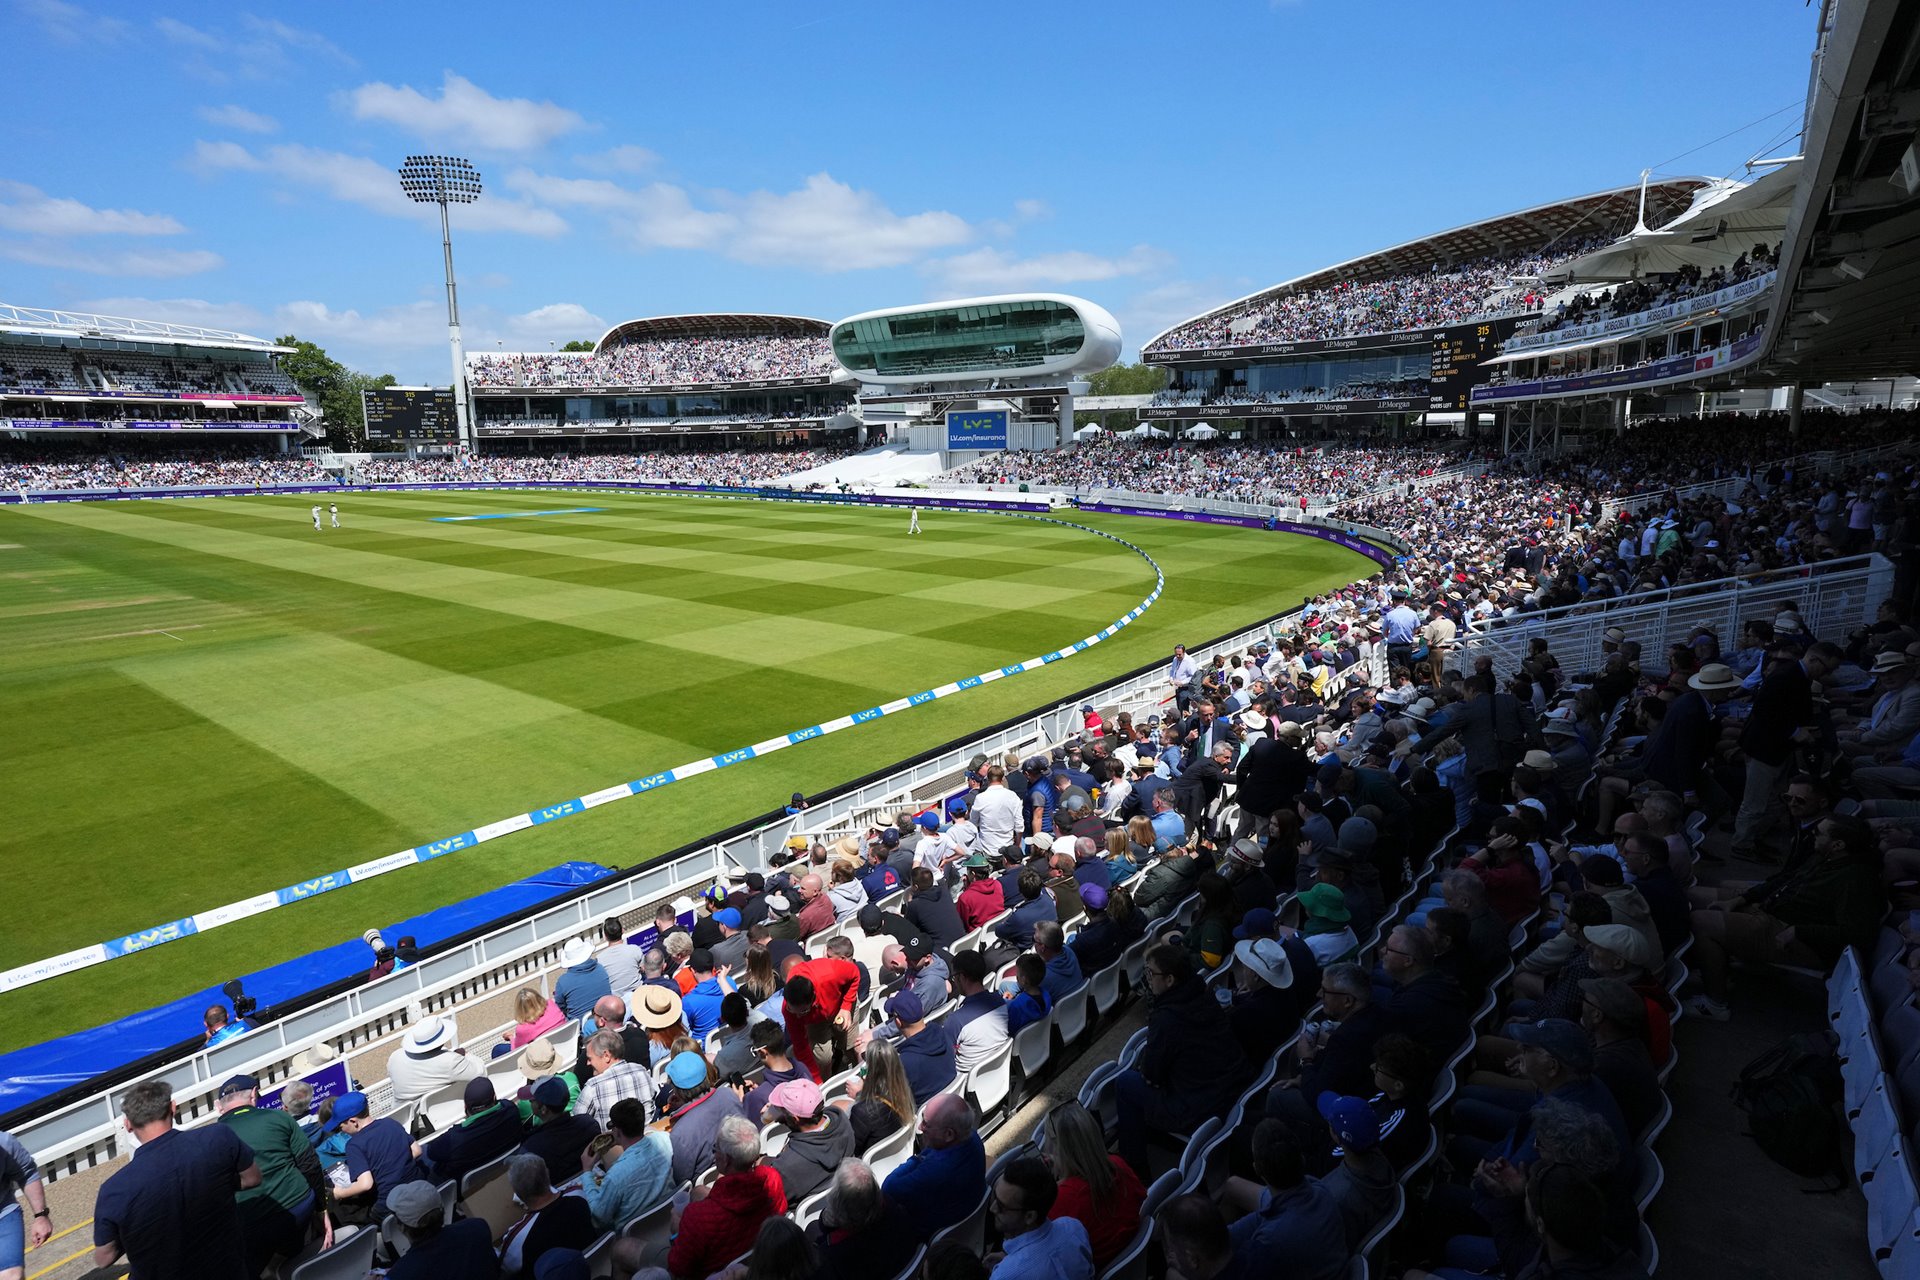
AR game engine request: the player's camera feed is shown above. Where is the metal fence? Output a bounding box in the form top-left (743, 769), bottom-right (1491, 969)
top-left (1598, 440), bottom-right (1915, 522)
top-left (1460, 553), bottom-right (1893, 680)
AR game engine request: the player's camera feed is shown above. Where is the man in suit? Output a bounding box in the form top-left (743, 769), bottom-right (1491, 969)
top-left (1733, 641), bottom-right (1839, 857)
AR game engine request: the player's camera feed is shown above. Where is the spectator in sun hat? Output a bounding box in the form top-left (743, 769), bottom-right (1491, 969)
top-left (1292, 884), bottom-right (1359, 965)
top-left (1227, 935), bottom-right (1316, 1061)
top-left (386, 1014), bottom-right (480, 1108)
top-left (552, 936), bottom-right (613, 1022)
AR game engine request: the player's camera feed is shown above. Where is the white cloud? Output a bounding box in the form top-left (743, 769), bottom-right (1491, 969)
top-left (71, 296), bottom-right (269, 332)
top-left (339, 72), bottom-right (587, 152)
top-left (724, 174), bottom-right (972, 270)
top-left (153, 14), bottom-right (350, 81)
top-left (152, 15), bottom-right (221, 48)
top-left (0, 181), bottom-right (185, 237)
top-left (191, 140), bottom-right (569, 237)
top-left (239, 14), bottom-right (350, 62)
top-left (1013, 198), bottom-right (1052, 221)
top-left (1, 242), bottom-right (223, 277)
top-left (20, 0), bottom-right (129, 43)
top-left (924, 244), bottom-right (1172, 295)
top-left (508, 168), bottom-right (973, 271)
top-left (1117, 278), bottom-right (1250, 355)
top-left (576, 145), bottom-right (659, 175)
top-left (196, 104), bottom-right (279, 134)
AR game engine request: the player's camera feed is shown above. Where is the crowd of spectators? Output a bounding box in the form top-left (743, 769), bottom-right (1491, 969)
top-left (351, 447), bottom-right (856, 487)
top-left (1148, 236), bottom-right (1612, 352)
top-left (949, 439), bottom-right (1470, 506)
top-left (0, 348), bottom-right (300, 397)
top-left (1150, 378), bottom-right (1429, 408)
top-left (1528, 244), bottom-right (1781, 337)
top-left (8, 406), bottom-right (1920, 1280)
top-left (469, 336), bottom-right (838, 390)
top-left (0, 442), bottom-right (328, 491)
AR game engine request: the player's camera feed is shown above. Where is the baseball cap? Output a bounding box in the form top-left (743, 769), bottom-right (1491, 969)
top-left (217, 1073), bottom-right (260, 1099)
top-left (879, 828), bottom-right (901, 847)
top-left (1507, 1018), bottom-right (1596, 1072)
top-left (1232, 907), bottom-right (1277, 941)
top-left (885, 990), bottom-right (926, 1023)
top-left (766, 1077), bottom-right (824, 1119)
top-left (784, 836), bottom-right (809, 851)
top-left (462, 1077), bottom-right (497, 1110)
top-left (857, 905), bottom-right (884, 931)
top-left (689, 947), bottom-right (715, 972)
top-left (531, 1076), bottom-right (572, 1109)
top-left (387, 1180), bottom-right (444, 1228)
top-left (765, 893), bottom-right (792, 916)
top-left (1317, 1093), bottom-right (1381, 1151)
top-left (666, 1051), bottom-right (710, 1091)
top-left (902, 935), bottom-right (934, 965)
top-left (714, 908), bottom-right (743, 930)
top-left (914, 812), bottom-right (941, 830)
top-left (321, 1090), bottom-right (368, 1134)
top-left (1080, 883), bottom-right (1109, 910)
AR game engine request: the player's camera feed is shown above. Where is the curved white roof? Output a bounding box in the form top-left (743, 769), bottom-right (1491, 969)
top-left (832, 292), bottom-right (1122, 385)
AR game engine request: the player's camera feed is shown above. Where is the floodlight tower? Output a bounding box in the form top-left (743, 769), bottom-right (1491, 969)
top-left (398, 154), bottom-right (481, 449)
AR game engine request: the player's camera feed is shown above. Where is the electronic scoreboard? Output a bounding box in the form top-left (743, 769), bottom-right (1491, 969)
top-left (362, 386), bottom-right (457, 443)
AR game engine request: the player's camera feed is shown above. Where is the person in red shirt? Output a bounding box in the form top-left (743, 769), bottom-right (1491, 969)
top-left (1043, 1099), bottom-right (1145, 1269)
top-left (780, 947), bottom-right (859, 1079)
top-left (1462, 830), bottom-right (1542, 926)
top-left (954, 854), bottom-right (1007, 931)
top-left (666, 1115), bottom-right (787, 1280)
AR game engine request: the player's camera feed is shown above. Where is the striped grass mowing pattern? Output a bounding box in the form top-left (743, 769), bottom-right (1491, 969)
top-left (0, 490), bottom-right (1373, 1049)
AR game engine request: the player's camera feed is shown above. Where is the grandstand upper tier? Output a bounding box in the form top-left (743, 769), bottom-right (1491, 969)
top-left (1142, 179), bottom-right (1709, 356)
top-left (466, 313), bottom-right (843, 391)
top-left (0, 302), bottom-right (307, 434)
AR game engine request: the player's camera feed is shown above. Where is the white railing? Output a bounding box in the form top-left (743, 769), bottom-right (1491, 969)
top-left (1460, 553), bottom-right (1892, 681)
top-left (1502, 271), bottom-right (1778, 353)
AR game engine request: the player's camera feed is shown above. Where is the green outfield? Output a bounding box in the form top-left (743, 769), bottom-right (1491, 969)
top-left (0, 490), bottom-right (1375, 1051)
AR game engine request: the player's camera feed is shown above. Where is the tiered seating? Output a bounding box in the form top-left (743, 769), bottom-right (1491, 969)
top-left (1835, 934), bottom-right (1920, 1271)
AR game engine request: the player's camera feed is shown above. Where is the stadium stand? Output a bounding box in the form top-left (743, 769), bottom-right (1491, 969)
top-left (468, 316), bottom-right (839, 390)
top-left (349, 446), bottom-right (857, 487)
top-left (0, 440), bottom-right (328, 490)
top-left (4, 402), bottom-right (1916, 1280)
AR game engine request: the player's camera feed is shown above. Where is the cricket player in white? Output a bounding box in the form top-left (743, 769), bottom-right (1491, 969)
top-left (908, 506), bottom-right (921, 535)
top-left (311, 504), bottom-right (322, 530)
top-left (329, 503), bottom-right (340, 528)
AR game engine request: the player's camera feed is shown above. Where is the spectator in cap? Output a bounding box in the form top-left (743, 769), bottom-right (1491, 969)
top-left (1577, 978), bottom-right (1663, 1140)
top-left (553, 937), bottom-right (615, 1023)
top-left (764, 1077), bottom-right (856, 1202)
top-left (956, 851), bottom-right (1008, 931)
top-left (1315, 1094), bottom-right (1395, 1250)
top-left (936, 949), bottom-right (1010, 1072)
top-left (661, 1049), bottom-right (743, 1186)
top-left (383, 1178), bottom-right (498, 1280)
top-left (1034, 919), bottom-right (1085, 1003)
top-left (903, 866), bottom-right (968, 951)
top-left (1223, 837), bottom-right (1280, 916)
top-left (1114, 945), bottom-right (1251, 1177)
top-left (1452, 1019), bottom-right (1629, 1164)
top-left (760, 892), bottom-right (801, 942)
top-left (420, 1075), bottom-right (526, 1186)
top-left (216, 1074), bottom-right (328, 1276)
top-left (1227, 934), bottom-right (1317, 1062)
top-left (500, 1154), bottom-right (598, 1277)
top-left (881, 935), bottom-right (951, 1012)
top-left (325, 1088), bottom-right (425, 1226)
top-left (710, 907), bottom-right (750, 975)
top-left (1024, 756), bottom-right (1060, 837)
top-left (880, 989), bottom-right (956, 1105)
top-left (387, 1013), bottom-right (482, 1108)
top-left (740, 1023), bottom-right (810, 1125)
top-left (711, 991), bottom-right (768, 1077)
top-left (1066, 882), bottom-right (1126, 974)
top-left (517, 1075), bottom-right (601, 1187)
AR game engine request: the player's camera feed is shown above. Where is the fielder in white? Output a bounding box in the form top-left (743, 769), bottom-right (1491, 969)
top-left (329, 503), bottom-right (340, 528)
top-left (908, 506), bottom-right (922, 535)
top-left (311, 504), bottom-right (322, 530)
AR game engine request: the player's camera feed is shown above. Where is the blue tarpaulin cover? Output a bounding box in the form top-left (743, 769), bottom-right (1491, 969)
top-left (0, 861), bottom-right (613, 1117)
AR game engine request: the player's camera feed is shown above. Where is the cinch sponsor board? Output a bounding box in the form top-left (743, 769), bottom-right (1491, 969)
top-left (946, 409), bottom-right (1008, 450)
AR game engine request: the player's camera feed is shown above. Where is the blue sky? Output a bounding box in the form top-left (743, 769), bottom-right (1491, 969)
top-left (5, 0), bottom-right (1816, 382)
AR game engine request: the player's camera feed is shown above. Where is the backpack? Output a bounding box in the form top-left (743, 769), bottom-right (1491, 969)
top-left (1730, 1031), bottom-right (1844, 1181)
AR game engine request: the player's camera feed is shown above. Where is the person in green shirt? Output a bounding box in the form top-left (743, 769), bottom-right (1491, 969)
top-left (216, 1074), bottom-right (330, 1276)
